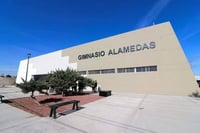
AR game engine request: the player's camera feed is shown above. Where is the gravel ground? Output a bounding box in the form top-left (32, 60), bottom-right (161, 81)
top-left (6, 93), bottom-right (104, 117)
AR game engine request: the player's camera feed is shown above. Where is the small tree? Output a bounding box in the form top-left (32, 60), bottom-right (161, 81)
top-left (46, 68), bottom-right (80, 94)
top-left (17, 78), bottom-right (48, 98)
top-left (46, 68), bottom-right (96, 95)
top-left (77, 76), bottom-right (95, 94)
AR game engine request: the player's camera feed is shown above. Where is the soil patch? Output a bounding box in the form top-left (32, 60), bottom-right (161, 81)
top-left (0, 77), bottom-right (16, 87)
top-left (7, 94), bottom-right (103, 117)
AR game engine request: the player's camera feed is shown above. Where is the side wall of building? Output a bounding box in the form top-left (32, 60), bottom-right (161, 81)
top-left (62, 22), bottom-right (198, 96)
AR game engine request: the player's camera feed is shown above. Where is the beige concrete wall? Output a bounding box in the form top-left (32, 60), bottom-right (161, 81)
top-left (62, 22), bottom-right (199, 96)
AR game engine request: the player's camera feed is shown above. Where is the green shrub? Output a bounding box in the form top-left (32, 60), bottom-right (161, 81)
top-left (46, 68), bottom-right (96, 95)
top-left (17, 68), bottom-right (97, 97)
top-left (17, 78), bottom-right (48, 98)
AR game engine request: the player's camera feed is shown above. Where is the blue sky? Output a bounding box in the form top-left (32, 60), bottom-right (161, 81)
top-left (0, 0), bottom-right (200, 77)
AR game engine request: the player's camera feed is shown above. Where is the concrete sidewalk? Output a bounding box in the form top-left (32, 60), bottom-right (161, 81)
top-left (1, 87), bottom-right (200, 133)
top-left (0, 86), bottom-right (36, 99)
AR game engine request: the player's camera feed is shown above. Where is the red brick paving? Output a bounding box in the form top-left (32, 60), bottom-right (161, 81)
top-left (8, 94), bottom-right (104, 117)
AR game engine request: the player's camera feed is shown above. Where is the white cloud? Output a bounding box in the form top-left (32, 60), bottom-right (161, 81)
top-left (136, 0), bottom-right (171, 28)
top-left (180, 15), bottom-right (200, 41)
top-left (182, 30), bottom-right (200, 41)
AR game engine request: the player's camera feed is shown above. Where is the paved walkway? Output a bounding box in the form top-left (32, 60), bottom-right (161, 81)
top-left (1, 87), bottom-right (200, 133)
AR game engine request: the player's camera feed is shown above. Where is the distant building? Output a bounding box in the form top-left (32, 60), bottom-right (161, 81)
top-left (16, 22), bottom-right (199, 96)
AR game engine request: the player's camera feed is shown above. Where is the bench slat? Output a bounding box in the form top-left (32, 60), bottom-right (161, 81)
top-left (49, 100), bottom-right (79, 108)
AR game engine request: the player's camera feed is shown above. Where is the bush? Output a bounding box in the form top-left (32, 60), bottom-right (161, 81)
top-left (46, 68), bottom-right (96, 95)
top-left (190, 90), bottom-right (200, 97)
top-left (46, 68), bottom-right (79, 94)
top-left (6, 75), bottom-right (12, 78)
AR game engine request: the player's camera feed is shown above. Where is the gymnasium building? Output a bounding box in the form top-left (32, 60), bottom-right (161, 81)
top-left (16, 22), bottom-right (199, 96)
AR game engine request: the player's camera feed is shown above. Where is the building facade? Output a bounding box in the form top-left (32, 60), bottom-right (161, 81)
top-left (16, 22), bottom-right (199, 96)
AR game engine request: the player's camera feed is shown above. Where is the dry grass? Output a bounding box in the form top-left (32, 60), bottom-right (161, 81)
top-left (0, 77), bottom-right (16, 87)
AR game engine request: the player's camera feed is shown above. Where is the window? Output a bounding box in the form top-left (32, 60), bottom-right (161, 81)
top-left (117, 66), bottom-right (157, 73)
top-left (146, 66), bottom-right (151, 72)
top-left (117, 68), bottom-right (126, 73)
top-left (78, 71), bottom-right (87, 75)
top-left (88, 70), bottom-right (100, 75)
top-left (126, 67), bottom-right (135, 73)
top-left (136, 67), bottom-right (146, 72)
top-left (82, 65), bottom-right (157, 75)
top-left (101, 69), bottom-right (115, 74)
top-left (149, 66), bottom-right (157, 71)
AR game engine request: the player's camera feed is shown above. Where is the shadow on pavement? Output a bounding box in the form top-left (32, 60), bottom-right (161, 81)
top-left (56, 106), bottom-right (85, 118)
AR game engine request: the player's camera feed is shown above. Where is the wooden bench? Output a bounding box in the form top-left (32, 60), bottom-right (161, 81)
top-left (99, 90), bottom-right (112, 97)
top-left (49, 100), bottom-right (80, 119)
top-left (0, 95), bottom-right (4, 103)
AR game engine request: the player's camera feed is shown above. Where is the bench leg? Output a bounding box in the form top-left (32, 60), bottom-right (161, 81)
top-left (53, 108), bottom-right (57, 119)
top-left (0, 97), bottom-right (3, 103)
top-left (76, 102), bottom-right (79, 110)
top-left (49, 108), bottom-right (53, 117)
top-left (72, 102), bottom-right (79, 110)
top-left (49, 108), bottom-right (57, 119)
top-left (72, 103), bottom-right (75, 110)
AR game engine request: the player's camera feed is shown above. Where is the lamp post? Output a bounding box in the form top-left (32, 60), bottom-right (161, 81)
top-left (25, 53), bottom-right (31, 81)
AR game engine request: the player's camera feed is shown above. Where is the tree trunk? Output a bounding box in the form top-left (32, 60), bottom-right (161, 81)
top-left (31, 91), bottom-right (34, 98)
